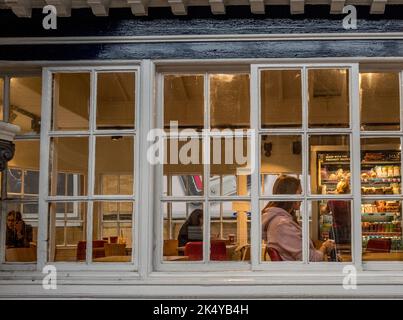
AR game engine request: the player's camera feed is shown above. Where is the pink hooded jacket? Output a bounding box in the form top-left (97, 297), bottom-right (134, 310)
top-left (262, 206), bottom-right (324, 262)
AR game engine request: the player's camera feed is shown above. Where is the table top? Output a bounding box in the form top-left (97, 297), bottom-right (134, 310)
top-left (163, 255), bottom-right (189, 261)
top-left (93, 256), bottom-right (131, 262)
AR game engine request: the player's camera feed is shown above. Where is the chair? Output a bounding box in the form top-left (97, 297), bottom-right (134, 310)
top-left (266, 247), bottom-right (283, 261)
top-left (104, 243), bottom-right (126, 257)
top-left (210, 240), bottom-right (227, 261)
top-left (184, 241), bottom-right (203, 261)
top-left (366, 238), bottom-right (391, 253)
top-left (76, 240), bottom-right (107, 261)
top-left (163, 239), bottom-right (179, 256)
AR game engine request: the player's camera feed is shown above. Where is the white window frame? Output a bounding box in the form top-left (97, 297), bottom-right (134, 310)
top-left (37, 66), bottom-right (141, 272)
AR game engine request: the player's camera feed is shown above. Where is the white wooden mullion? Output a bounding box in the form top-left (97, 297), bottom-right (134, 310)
top-left (36, 69), bottom-right (52, 270)
top-left (302, 66), bottom-right (310, 264)
top-left (204, 72), bottom-right (210, 263)
top-left (250, 65), bottom-right (260, 269)
top-left (400, 71), bottom-right (403, 133)
top-left (350, 64), bottom-right (363, 268)
top-left (86, 70), bottom-right (97, 264)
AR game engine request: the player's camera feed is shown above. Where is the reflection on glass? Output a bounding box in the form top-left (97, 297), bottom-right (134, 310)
top-left (360, 72), bottom-right (400, 131)
top-left (49, 202), bottom-right (86, 262)
top-left (52, 73), bottom-right (90, 131)
top-left (5, 202), bottom-right (38, 262)
top-left (210, 201), bottom-right (250, 262)
top-left (163, 138), bottom-right (204, 196)
top-left (210, 74), bottom-right (250, 129)
top-left (50, 137), bottom-right (88, 196)
top-left (94, 136), bottom-right (134, 195)
top-left (96, 72), bottom-right (135, 130)
top-left (261, 200), bottom-right (303, 262)
top-left (163, 202), bottom-right (204, 262)
top-left (310, 135), bottom-right (350, 195)
top-left (10, 77), bottom-right (42, 134)
top-left (361, 138), bottom-right (401, 195)
top-left (92, 202), bottom-right (133, 263)
top-left (261, 135), bottom-right (302, 195)
top-left (164, 75), bottom-right (204, 130)
top-left (308, 69), bottom-right (349, 128)
top-left (210, 136), bottom-right (251, 196)
top-left (362, 200), bottom-right (403, 261)
top-left (0, 77), bottom-right (3, 121)
top-left (261, 70), bottom-right (302, 128)
top-left (310, 201), bottom-right (352, 262)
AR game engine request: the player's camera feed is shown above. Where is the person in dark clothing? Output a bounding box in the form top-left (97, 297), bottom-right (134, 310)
top-left (6, 211), bottom-right (32, 248)
top-left (177, 209), bottom-right (203, 247)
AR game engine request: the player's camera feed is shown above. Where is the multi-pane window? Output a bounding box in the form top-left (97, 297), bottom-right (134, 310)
top-left (47, 70), bottom-right (137, 265)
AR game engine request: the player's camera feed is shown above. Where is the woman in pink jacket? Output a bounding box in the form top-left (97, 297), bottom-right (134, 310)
top-left (262, 175), bottom-right (335, 261)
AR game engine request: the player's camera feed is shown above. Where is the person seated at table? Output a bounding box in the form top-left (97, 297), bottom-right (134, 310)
top-left (6, 211), bottom-right (32, 248)
top-left (177, 209), bottom-right (203, 247)
top-left (261, 175), bottom-right (335, 261)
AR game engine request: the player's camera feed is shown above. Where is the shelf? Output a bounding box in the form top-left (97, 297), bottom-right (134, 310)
top-left (362, 161), bottom-right (401, 165)
top-left (362, 212), bottom-right (399, 215)
top-left (362, 232), bottom-right (402, 237)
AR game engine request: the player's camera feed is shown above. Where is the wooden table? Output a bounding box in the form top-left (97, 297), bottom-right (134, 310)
top-left (363, 252), bottom-right (403, 261)
top-left (163, 255), bottom-right (189, 261)
top-left (93, 256), bottom-right (131, 262)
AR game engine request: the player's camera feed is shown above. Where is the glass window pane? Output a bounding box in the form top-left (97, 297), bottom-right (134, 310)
top-left (163, 138), bottom-right (204, 196)
top-left (92, 202), bottom-right (133, 263)
top-left (210, 74), bottom-right (250, 130)
top-left (94, 136), bottom-right (134, 195)
top-left (49, 202), bottom-right (87, 262)
top-left (210, 136), bottom-right (251, 196)
top-left (164, 75), bottom-right (204, 130)
top-left (310, 135), bottom-right (351, 195)
top-left (50, 137), bottom-right (88, 196)
top-left (24, 170), bottom-right (39, 195)
top-left (10, 76), bottom-right (42, 134)
top-left (52, 73), bottom-right (90, 131)
top-left (261, 200), bottom-right (303, 262)
top-left (261, 70), bottom-right (302, 128)
top-left (308, 69), bottom-right (350, 128)
top-left (361, 138), bottom-right (401, 195)
top-left (7, 168), bottom-right (22, 194)
top-left (0, 77), bottom-right (4, 121)
top-left (5, 202), bottom-right (38, 262)
top-left (261, 135), bottom-right (302, 195)
top-left (360, 72), bottom-right (400, 131)
top-left (210, 201), bottom-right (250, 262)
top-left (96, 72), bottom-right (135, 130)
top-left (309, 200), bottom-right (352, 263)
top-left (163, 202), bottom-right (204, 262)
top-left (362, 200), bottom-right (402, 261)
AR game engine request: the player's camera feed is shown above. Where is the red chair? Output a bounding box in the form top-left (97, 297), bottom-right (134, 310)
top-left (184, 241), bottom-right (203, 261)
top-left (366, 239), bottom-right (391, 253)
top-left (266, 247), bottom-right (283, 261)
top-left (210, 240), bottom-right (227, 261)
top-left (76, 240), bottom-right (107, 261)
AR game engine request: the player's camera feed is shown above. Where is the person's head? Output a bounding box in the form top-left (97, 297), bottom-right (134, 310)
top-left (263, 175), bottom-right (302, 218)
top-left (336, 180), bottom-right (350, 194)
top-left (7, 211), bottom-right (16, 229)
top-left (187, 209), bottom-right (203, 226)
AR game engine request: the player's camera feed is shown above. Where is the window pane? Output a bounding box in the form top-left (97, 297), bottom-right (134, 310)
top-left (7, 140), bottom-right (40, 197)
top-left (310, 135), bottom-right (351, 195)
top-left (96, 72), bottom-right (135, 130)
top-left (5, 202), bottom-right (38, 262)
top-left (360, 72), bottom-right (400, 131)
top-left (210, 201), bottom-right (250, 262)
top-left (163, 138), bottom-right (204, 196)
top-left (164, 75), bottom-right (204, 130)
top-left (261, 70), bottom-right (302, 128)
top-left (94, 136), bottom-right (134, 195)
top-left (210, 74), bottom-right (250, 129)
top-left (261, 135), bottom-right (302, 195)
top-left (308, 69), bottom-right (350, 128)
top-left (361, 138), bottom-right (401, 195)
top-left (50, 137), bottom-right (88, 196)
top-left (309, 200), bottom-right (352, 263)
top-left (49, 202), bottom-right (87, 262)
top-left (210, 136), bottom-right (251, 196)
top-left (163, 202), bottom-right (204, 262)
top-left (92, 202), bottom-right (133, 263)
top-left (261, 200), bottom-right (303, 262)
top-left (362, 200), bottom-right (402, 261)
top-left (52, 73), bottom-right (90, 131)
top-left (0, 77), bottom-right (4, 121)
top-left (10, 76), bottom-right (42, 134)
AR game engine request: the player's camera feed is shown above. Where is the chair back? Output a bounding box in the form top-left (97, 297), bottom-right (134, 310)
top-left (366, 238), bottom-right (391, 253)
top-left (163, 239), bottom-right (179, 256)
top-left (184, 241), bottom-right (203, 261)
top-left (104, 243), bottom-right (126, 256)
top-left (210, 240), bottom-right (227, 261)
top-left (267, 247), bottom-right (283, 261)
